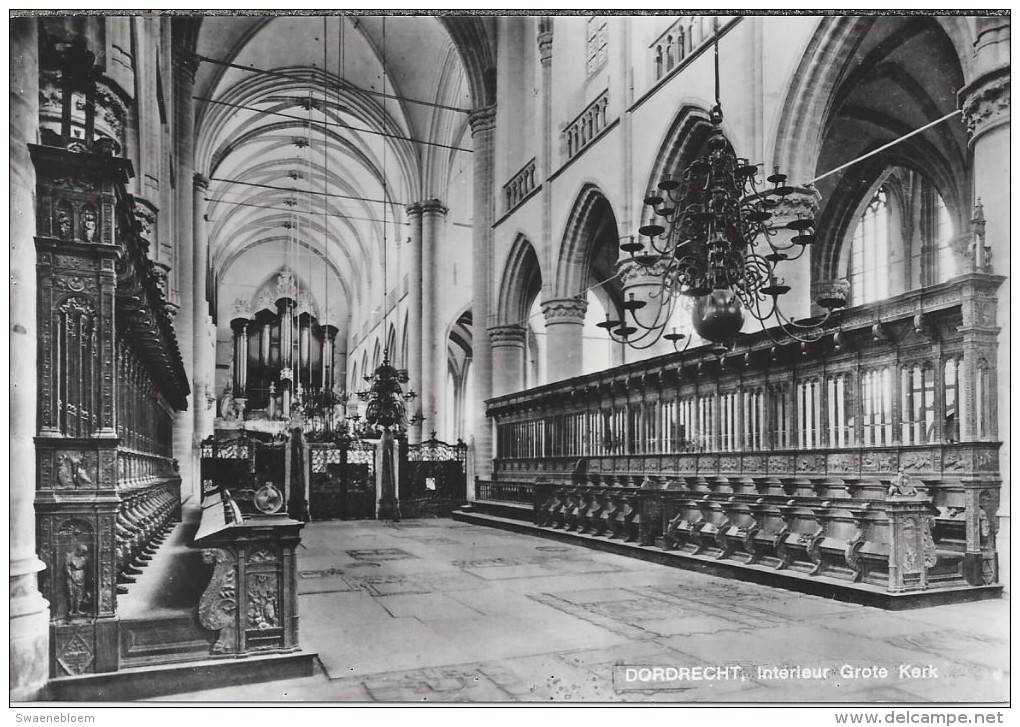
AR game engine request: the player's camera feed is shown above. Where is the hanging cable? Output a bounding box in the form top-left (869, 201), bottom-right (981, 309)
top-left (192, 51), bottom-right (471, 114)
top-left (208, 176), bottom-right (402, 206)
top-left (804, 109), bottom-right (963, 186)
top-left (381, 15), bottom-right (389, 358)
top-left (204, 195), bottom-right (408, 226)
top-left (713, 16), bottom-right (721, 107)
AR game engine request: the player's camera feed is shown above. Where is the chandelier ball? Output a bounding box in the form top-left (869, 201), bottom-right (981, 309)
top-left (693, 289), bottom-right (745, 343)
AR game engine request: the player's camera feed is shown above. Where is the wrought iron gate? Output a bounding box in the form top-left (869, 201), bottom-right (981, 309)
top-left (402, 434), bottom-right (468, 518)
top-left (308, 439), bottom-right (376, 520)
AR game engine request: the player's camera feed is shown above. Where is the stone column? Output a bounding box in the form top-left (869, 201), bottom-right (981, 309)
top-left (537, 19), bottom-right (555, 287)
top-left (541, 297), bottom-right (588, 382)
top-left (405, 203), bottom-right (424, 443)
top-left (10, 16), bottom-right (50, 701)
top-left (469, 106), bottom-right (497, 484)
top-left (766, 187), bottom-right (821, 323)
top-left (617, 257), bottom-right (677, 359)
top-left (960, 30), bottom-right (1010, 563)
top-left (489, 325), bottom-right (527, 397)
top-left (421, 199), bottom-right (447, 438)
top-left (192, 172), bottom-right (213, 440)
top-left (170, 39), bottom-right (198, 501)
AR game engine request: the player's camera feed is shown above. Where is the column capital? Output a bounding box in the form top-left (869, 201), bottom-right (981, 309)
top-left (537, 21), bottom-right (554, 65)
top-left (232, 296), bottom-right (252, 319)
top-left (488, 324), bottom-right (528, 347)
top-left (193, 172), bottom-right (210, 191)
top-left (421, 198), bottom-right (448, 217)
top-left (541, 296), bottom-right (588, 324)
top-left (768, 186), bottom-right (821, 223)
top-left (406, 201), bottom-right (423, 217)
top-left (468, 104), bottom-right (497, 136)
top-left (617, 256), bottom-right (673, 287)
top-left (960, 67), bottom-right (1010, 144)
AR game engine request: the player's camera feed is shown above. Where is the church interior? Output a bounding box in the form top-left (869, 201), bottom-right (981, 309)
top-left (8, 12), bottom-right (1010, 703)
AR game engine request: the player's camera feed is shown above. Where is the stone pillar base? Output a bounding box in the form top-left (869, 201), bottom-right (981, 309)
top-left (10, 566), bottom-right (49, 701)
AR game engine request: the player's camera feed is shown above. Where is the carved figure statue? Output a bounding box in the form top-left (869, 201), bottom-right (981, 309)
top-left (57, 454), bottom-right (75, 488)
top-left (56, 207), bottom-right (73, 240)
top-left (219, 388), bottom-right (237, 420)
top-left (65, 544), bottom-right (90, 617)
top-left (81, 207), bottom-right (97, 242)
top-left (71, 455), bottom-right (93, 488)
top-left (888, 468), bottom-right (917, 498)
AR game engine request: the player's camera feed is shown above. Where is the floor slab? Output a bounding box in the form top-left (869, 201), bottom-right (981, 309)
top-left (154, 517), bottom-right (1009, 704)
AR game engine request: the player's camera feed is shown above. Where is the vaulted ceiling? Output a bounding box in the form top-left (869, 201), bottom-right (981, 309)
top-left (186, 16), bottom-right (479, 333)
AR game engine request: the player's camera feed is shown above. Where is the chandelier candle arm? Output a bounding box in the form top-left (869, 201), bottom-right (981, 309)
top-left (619, 32), bottom-right (848, 353)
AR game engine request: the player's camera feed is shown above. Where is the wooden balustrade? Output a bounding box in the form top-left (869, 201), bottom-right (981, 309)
top-left (503, 157), bottom-right (537, 214)
top-left (564, 90), bottom-right (609, 160)
top-left (486, 274), bottom-right (1004, 597)
top-left (115, 481), bottom-right (181, 594)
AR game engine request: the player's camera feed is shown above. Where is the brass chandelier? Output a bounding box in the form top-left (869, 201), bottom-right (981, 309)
top-left (602, 22), bottom-right (848, 354)
top-left (357, 352), bottom-right (417, 430)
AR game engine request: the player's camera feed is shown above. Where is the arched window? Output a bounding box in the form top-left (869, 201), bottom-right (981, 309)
top-left (665, 35), bottom-right (674, 70)
top-left (936, 194), bottom-right (956, 282)
top-left (849, 188), bottom-right (890, 305)
top-left (654, 45), bottom-right (663, 80)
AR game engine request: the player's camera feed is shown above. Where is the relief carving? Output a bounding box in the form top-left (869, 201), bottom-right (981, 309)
top-left (901, 453), bottom-right (933, 473)
top-left (921, 516), bottom-right (938, 570)
top-left (247, 547), bottom-right (278, 565)
top-left (828, 453), bottom-right (855, 473)
top-left (901, 518), bottom-right (920, 574)
top-left (742, 455), bottom-right (765, 472)
top-left (247, 574), bottom-right (280, 630)
top-left (199, 548), bottom-right (238, 654)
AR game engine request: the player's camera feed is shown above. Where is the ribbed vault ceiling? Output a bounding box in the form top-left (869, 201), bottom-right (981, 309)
top-left (193, 16), bottom-right (472, 331)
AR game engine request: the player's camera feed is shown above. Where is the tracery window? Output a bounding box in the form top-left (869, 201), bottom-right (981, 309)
top-left (586, 16), bottom-right (608, 77)
top-left (849, 188), bottom-right (890, 305)
top-left (936, 194), bottom-right (956, 282)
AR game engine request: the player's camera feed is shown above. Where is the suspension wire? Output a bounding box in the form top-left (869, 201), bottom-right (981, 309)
top-left (381, 15), bottom-right (389, 359)
top-left (500, 271), bottom-right (624, 332)
top-left (804, 109), bottom-right (963, 186)
top-left (192, 51), bottom-right (471, 114)
top-left (208, 176), bottom-right (402, 206)
top-left (204, 195), bottom-right (408, 225)
top-left (713, 16), bottom-right (721, 107)
top-left (194, 94), bottom-right (473, 153)
top-left (322, 14), bottom-right (330, 387)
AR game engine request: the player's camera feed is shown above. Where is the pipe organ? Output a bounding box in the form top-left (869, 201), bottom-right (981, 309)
top-left (230, 297), bottom-right (339, 416)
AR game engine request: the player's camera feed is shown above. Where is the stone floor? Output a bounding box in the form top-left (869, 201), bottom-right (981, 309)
top-left (157, 518), bottom-right (1009, 703)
